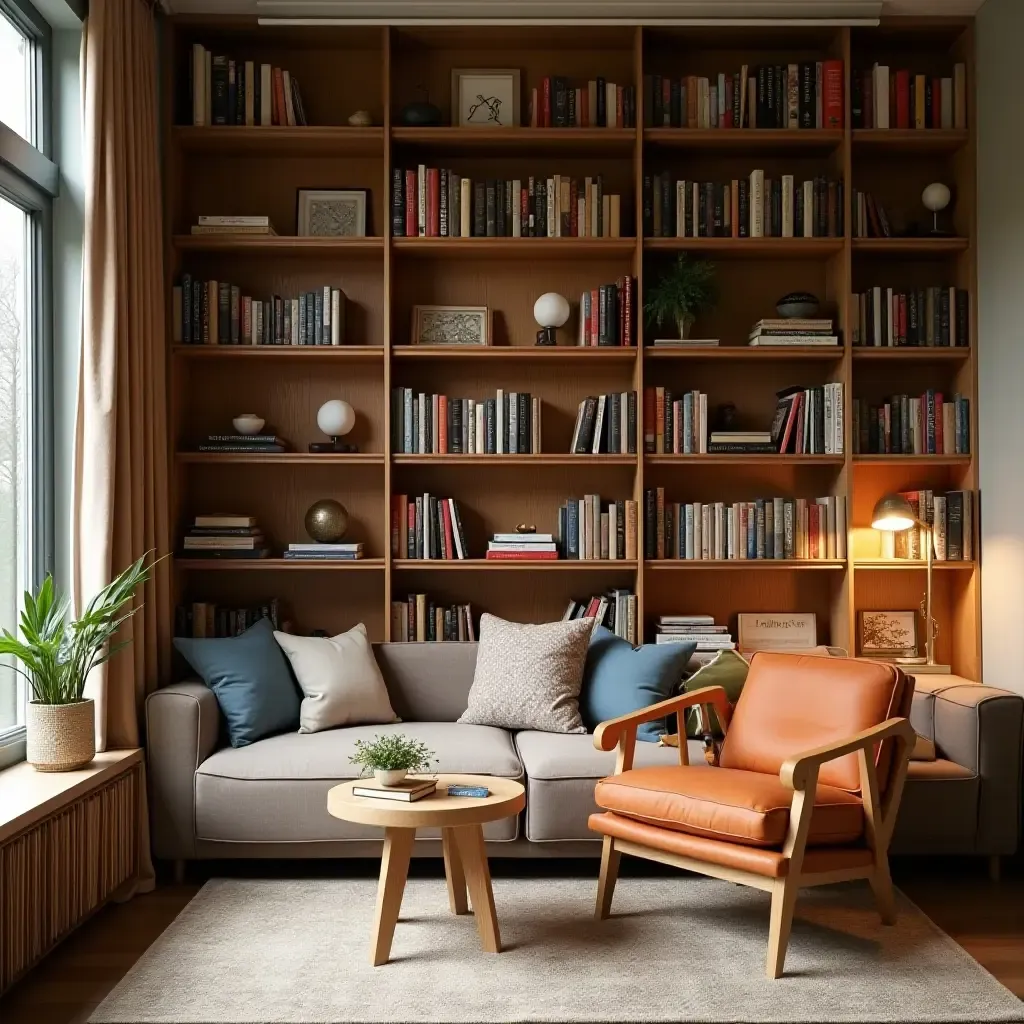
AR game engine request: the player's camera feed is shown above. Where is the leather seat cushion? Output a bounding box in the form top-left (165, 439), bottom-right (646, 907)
top-left (594, 765), bottom-right (864, 848)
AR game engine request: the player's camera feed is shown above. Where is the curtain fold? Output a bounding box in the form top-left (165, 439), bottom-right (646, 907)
top-left (74, 0), bottom-right (171, 893)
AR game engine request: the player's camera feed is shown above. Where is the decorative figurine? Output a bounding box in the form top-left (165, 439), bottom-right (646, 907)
top-left (533, 292), bottom-right (570, 346)
top-left (347, 110), bottom-right (373, 127)
top-left (400, 87), bottom-right (442, 127)
top-left (232, 413), bottom-right (265, 435)
top-left (922, 182), bottom-right (952, 236)
top-left (309, 399), bottom-right (357, 453)
top-left (775, 292), bottom-right (820, 318)
top-left (305, 499), bottom-right (349, 544)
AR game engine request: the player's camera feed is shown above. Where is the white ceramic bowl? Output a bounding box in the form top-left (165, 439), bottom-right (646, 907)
top-left (233, 414), bottom-right (265, 435)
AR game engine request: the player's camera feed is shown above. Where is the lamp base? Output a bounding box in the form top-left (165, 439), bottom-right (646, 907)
top-left (308, 439), bottom-right (359, 453)
top-left (535, 327), bottom-right (557, 346)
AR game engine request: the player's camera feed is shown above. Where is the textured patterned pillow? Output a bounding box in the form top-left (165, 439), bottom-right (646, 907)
top-left (458, 613), bottom-right (596, 733)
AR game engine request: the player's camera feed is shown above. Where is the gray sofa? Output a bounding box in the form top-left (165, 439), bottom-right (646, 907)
top-left (146, 643), bottom-right (1023, 873)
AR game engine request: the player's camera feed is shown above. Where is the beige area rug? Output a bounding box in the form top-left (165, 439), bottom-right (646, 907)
top-left (91, 877), bottom-right (1022, 1024)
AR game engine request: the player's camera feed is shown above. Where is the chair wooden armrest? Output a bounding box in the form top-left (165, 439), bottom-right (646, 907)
top-left (593, 685), bottom-right (730, 752)
top-left (780, 717), bottom-right (915, 791)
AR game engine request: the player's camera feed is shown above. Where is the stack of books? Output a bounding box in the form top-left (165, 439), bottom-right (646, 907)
top-left (562, 589), bottom-right (637, 644)
top-left (650, 338), bottom-right (719, 348)
top-left (558, 496), bottom-right (638, 560)
top-left (181, 514), bottom-right (270, 559)
top-left (391, 596), bottom-right (475, 642)
top-left (531, 76), bottom-right (637, 128)
top-left (645, 388), bottom-right (708, 454)
top-left (655, 615), bottom-right (735, 668)
top-left (569, 392), bottom-right (638, 454)
top-left (486, 532), bottom-right (558, 561)
top-left (708, 431), bottom-right (775, 454)
top-left (174, 599), bottom-right (280, 638)
top-left (189, 215), bottom-right (276, 236)
top-left (352, 777), bottom-right (438, 803)
top-left (852, 392), bottom-right (969, 455)
top-left (283, 542), bottom-right (364, 562)
top-left (391, 495), bottom-right (469, 559)
top-left (196, 432), bottom-right (289, 454)
top-left (748, 318), bottom-right (838, 347)
top-left (577, 279), bottom-right (636, 347)
top-left (771, 384), bottom-right (845, 454)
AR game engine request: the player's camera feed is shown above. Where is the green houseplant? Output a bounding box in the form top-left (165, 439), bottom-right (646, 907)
top-left (644, 254), bottom-right (717, 340)
top-left (0, 553), bottom-right (157, 771)
top-left (349, 733), bottom-right (438, 786)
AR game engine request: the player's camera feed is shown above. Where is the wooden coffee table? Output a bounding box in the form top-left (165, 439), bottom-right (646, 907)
top-left (327, 773), bottom-right (526, 965)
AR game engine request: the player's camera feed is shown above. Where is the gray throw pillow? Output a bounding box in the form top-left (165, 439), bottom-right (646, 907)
top-left (458, 613), bottom-right (596, 733)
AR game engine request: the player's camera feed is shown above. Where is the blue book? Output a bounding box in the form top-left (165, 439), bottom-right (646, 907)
top-left (447, 784), bottom-right (490, 798)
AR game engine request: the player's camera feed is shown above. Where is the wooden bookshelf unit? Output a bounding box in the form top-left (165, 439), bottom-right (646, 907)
top-left (163, 18), bottom-right (979, 676)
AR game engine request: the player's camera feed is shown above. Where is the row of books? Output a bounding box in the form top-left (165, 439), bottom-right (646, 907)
top-left (390, 495), bottom-right (469, 560)
top-left (189, 44), bottom-right (307, 127)
top-left (557, 497), bottom-right (639, 561)
top-left (172, 276), bottom-right (346, 346)
top-left (852, 64), bottom-right (967, 130)
top-left (643, 64), bottom-right (844, 131)
top-left (485, 533), bottom-right (558, 561)
top-left (173, 600), bottom-right (280, 639)
top-left (577, 279), bottom-right (636, 347)
top-left (569, 393), bottom-right (638, 455)
top-left (180, 514), bottom-right (270, 559)
top-left (390, 169), bottom-right (623, 238)
top-left (644, 491), bottom-right (848, 561)
top-left (530, 77), bottom-right (636, 128)
top-left (748, 318), bottom-right (837, 347)
top-left (884, 490), bottom-right (974, 562)
top-left (195, 433), bottom-right (289, 454)
top-left (772, 384), bottom-right (845, 456)
top-left (643, 173), bottom-right (844, 238)
top-left (852, 393), bottom-right (970, 456)
top-left (562, 589), bottom-right (638, 645)
top-left (852, 288), bottom-right (970, 348)
top-left (654, 616), bottom-right (735, 669)
top-left (644, 388), bottom-right (708, 454)
top-left (390, 389), bottom-right (541, 455)
top-left (392, 597), bottom-right (475, 643)
top-left (851, 191), bottom-right (892, 239)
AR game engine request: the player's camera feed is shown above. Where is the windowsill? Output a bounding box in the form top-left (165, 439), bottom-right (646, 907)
top-left (0, 748), bottom-right (142, 844)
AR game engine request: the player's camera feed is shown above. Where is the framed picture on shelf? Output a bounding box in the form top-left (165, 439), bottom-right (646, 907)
top-left (737, 613), bottom-right (817, 655)
top-left (412, 305), bottom-right (491, 346)
top-left (858, 610), bottom-right (919, 660)
top-left (451, 69), bottom-right (521, 128)
top-left (297, 189), bottom-right (368, 237)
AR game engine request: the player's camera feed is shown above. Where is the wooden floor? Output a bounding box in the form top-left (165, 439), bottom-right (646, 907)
top-left (1, 858), bottom-right (1021, 1022)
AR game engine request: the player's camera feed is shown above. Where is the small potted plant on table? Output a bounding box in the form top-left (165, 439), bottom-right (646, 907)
top-left (350, 734), bottom-right (437, 787)
top-left (644, 253), bottom-right (717, 340)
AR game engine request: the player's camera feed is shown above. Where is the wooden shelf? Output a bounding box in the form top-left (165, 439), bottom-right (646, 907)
top-left (392, 346), bottom-right (637, 361)
top-left (852, 454), bottom-right (971, 466)
top-left (645, 454), bottom-right (844, 466)
top-left (644, 128), bottom-right (843, 152)
top-left (852, 237), bottom-right (969, 255)
top-left (173, 235), bottom-right (385, 255)
top-left (172, 345), bottom-right (385, 361)
top-left (175, 557), bottom-right (386, 571)
top-left (176, 452), bottom-right (386, 465)
top-left (391, 126), bottom-right (635, 155)
top-left (644, 237), bottom-right (843, 258)
top-left (645, 559), bottom-right (845, 571)
top-left (645, 345), bottom-right (842, 361)
top-left (854, 560), bottom-right (976, 571)
top-left (852, 347), bottom-right (970, 361)
top-left (172, 125), bottom-right (384, 156)
top-left (392, 559), bottom-right (638, 571)
top-left (852, 129), bottom-right (969, 154)
top-left (392, 237), bottom-right (636, 259)
top-left (392, 454), bottom-right (637, 467)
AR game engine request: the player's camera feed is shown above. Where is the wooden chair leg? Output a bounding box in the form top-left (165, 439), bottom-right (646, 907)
top-left (595, 836), bottom-right (621, 920)
top-left (766, 876), bottom-right (799, 980)
top-left (869, 856), bottom-right (897, 925)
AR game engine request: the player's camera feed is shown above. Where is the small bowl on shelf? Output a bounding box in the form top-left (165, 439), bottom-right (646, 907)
top-left (232, 414), bottom-right (265, 435)
top-left (775, 292), bottom-right (820, 319)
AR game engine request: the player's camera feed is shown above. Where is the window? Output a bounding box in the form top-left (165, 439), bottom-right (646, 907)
top-left (0, 0), bottom-right (56, 768)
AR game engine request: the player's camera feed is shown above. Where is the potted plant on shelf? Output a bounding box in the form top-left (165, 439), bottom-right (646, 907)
top-left (0, 553), bottom-right (157, 772)
top-left (644, 253), bottom-right (717, 340)
top-left (349, 733), bottom-right (438, 787)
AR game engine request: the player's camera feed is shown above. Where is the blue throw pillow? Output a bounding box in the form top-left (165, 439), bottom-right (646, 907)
top-left (173, 617), bottom-right (300, 747)
top-left (580, 626), bottom-right (697, 742)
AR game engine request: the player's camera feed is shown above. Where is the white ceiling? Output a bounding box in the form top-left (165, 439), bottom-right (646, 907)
top-left (162, 0), bottom-right (986, 19)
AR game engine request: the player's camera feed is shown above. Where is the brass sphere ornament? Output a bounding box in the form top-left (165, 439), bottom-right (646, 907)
top-left (304, 499), bottom-right (349, 543)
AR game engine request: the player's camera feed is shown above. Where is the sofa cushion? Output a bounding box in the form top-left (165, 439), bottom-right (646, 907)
top-left (892, 759), bottom-right (979, 855)
top-left (514, 730), bottom-right (697, 841)
top-left (373, 643), bottom-right (478, 723)
top-left (195, 722), bottom-right (522, 843)
top-left (594, 765), bottom-right (864, 848)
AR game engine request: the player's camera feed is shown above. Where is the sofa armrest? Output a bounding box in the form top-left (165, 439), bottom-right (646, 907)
top-left (146, 682), bottom-right (221, 860)
top-left (931, 683), bottom-right (1023, 855)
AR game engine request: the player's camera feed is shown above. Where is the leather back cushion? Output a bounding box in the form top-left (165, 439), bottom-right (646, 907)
top-left (719, 653), bottom-right (908, 792)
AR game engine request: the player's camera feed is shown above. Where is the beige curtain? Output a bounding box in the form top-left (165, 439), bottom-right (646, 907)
top-left (74, 0), bottom-right (171, 892)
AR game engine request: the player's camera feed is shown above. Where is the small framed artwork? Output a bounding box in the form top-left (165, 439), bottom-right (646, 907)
top-left (297, 189), bottom-right (368, 237)
top-left (858, 610), bottom-right (919, 660)
top-left (451, 69), bottom-right (521, 128)
top-left (412, 305), bottom-right (491, 346)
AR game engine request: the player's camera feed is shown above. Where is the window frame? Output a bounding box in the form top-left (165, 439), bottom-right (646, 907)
top-left (0, 0), bottom-right (57, 770)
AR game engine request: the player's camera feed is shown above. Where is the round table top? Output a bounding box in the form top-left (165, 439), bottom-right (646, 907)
top-left (327, 774), bottom-right (526, 829)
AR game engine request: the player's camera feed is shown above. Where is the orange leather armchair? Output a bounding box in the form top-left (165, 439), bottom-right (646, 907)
top-left (589, 652), bottom-right (915, 979)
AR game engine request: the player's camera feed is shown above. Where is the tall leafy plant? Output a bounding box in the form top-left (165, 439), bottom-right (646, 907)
top-left (0, 553), bottom-right (158, 705)
top-left (644, 254), bottom-right (717, 338)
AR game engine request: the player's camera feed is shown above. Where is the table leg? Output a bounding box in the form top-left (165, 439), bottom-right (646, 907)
top-left (442, 827), bottom-right (469, 915)
top-left (371, 827), bottom-right (414, 966)
top-left (453, 824), bottom-right (501, 953)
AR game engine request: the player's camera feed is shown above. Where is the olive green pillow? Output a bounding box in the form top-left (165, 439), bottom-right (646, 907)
top-left (681, 649), bottom-right (750, 738)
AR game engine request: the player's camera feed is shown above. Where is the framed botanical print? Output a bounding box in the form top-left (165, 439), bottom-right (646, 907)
top-left (412, 305), bottom-right (491, 346)
top-left (297, 189), bottom-right (368, 237)
top-left (451, 69), bottom-right (521, 128)
top-left (858, 610), bottom-right (919, 660)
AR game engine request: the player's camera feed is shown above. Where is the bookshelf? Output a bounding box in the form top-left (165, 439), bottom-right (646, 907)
top-left (163, 17), bottom-right (980, 677)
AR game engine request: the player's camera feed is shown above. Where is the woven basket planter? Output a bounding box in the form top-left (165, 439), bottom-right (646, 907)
top-left (27, 699), bottom-right (96, 772)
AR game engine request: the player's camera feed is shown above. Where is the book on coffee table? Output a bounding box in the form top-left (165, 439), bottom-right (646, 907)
top-left (351, 778), bottom-right (438, 802)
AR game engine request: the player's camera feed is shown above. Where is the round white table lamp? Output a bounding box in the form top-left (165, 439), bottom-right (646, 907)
top-left (311, 399), bottom-right (356, 453)
top-left (922, 182), bottom-right (951, 236)
top-left (534, 292), bottom-right (570, 346)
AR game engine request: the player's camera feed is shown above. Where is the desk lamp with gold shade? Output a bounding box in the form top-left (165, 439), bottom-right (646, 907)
top-left (871, 493), bottom-right (939, 667)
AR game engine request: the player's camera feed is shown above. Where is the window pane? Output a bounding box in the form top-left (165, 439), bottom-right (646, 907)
top-left (0, 12), bottom-right (31, 144)
top-left (0, 196), bottom-right (30, 733)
